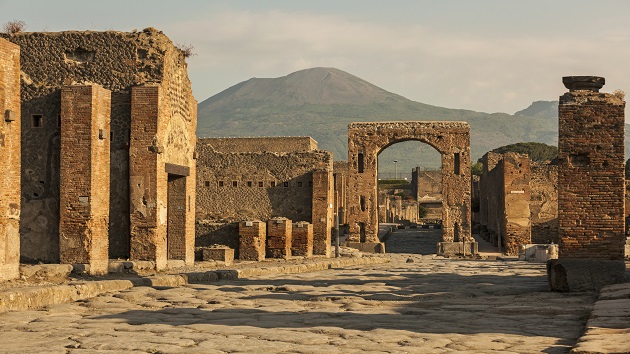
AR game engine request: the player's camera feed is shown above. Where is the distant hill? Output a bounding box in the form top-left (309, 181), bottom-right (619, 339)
top-left (197, 67), bottom-right (629, 176)
top-left (489, 142), bottom-right (558, 162)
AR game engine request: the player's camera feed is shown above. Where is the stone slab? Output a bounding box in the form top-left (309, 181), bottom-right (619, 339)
top-left (436, 242), bottom-right (479, 256)
top-left (546, 259), bottom-right (627, 292)
top-left (343, 242), bottom-right (386, 254)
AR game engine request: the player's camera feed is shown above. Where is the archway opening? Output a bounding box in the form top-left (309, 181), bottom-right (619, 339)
top-left (377, 140), bottom-right (443, 254)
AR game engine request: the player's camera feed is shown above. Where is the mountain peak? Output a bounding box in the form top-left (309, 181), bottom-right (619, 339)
top-left (199, 67), bottom-right (405, 110)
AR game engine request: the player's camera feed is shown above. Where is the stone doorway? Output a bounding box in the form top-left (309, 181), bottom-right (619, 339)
top-left (167, 174), bottom-right (187, 260)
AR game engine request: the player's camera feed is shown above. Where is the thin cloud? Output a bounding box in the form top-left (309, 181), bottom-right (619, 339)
top-left (166, 9), bottom-right (630, 117)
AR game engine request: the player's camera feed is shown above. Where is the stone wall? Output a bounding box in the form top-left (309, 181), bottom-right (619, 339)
top-left (201, 137), bottom-right (317, 153)
top-left (196, 138), bottom-right (333, 256)
top-left (558, 78), bottom-right (626, 260)
top-left (3, 29), bottom-right (196, 266)
top-left (347, 121), bottom-right (472, 244)
top-left (0, 38), bottom-right (20, 281)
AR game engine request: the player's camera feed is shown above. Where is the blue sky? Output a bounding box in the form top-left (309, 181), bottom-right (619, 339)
top-left (2, 0), bottom-right (630, 117)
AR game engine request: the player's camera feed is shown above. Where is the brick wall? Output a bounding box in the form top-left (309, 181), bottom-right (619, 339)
top-left (558, 81), bottom-right (626, 260)
top-left (199, 137), bottom-right (317, 153)
top-left (59, 85), bottom-right (110, 275)
top-left (0, 38), bottom-right (20, 281)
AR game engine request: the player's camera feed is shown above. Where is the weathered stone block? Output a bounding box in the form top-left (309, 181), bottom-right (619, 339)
top-left (547, 259), bottom-right (627, 292)
top-left (239, 220), bottom-right (266, 261)
top-left (436, 242), bottom-right (478, 257)
top-left (344, 242), bottom-right (386, 254)
top-left (201, 246), bottom-right (235, 265)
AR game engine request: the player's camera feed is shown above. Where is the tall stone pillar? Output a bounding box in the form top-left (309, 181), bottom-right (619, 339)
top-left (129, 85), bottom-right (165, 269)
top-left (312, 170), bottom-right (333, 256)
top-left (0, 38), bottom-right (20, 281)
top-left (548, 76), bottom-right (628, 291)
top-left (59, 85), bottom-right (111, 275)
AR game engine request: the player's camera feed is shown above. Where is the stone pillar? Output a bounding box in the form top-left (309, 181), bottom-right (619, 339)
top-left (59, 85), bottom-right (111, 275)
top-left (267, 217), bottom-right (292, 259)
top-left (129, 85), bottom-right (165, 269)
top-left (0, 38), bottom-right (20, 281)
top-left (239, 220), bottom-right (266, 261)
top-left (292, 221), bottom-right (313, 257)
top-left (312, 170), bottom-right (333, 256)
top-left (548, 76), bottom-right (628, 291)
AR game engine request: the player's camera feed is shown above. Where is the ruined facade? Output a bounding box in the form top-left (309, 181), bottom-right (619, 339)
top-left (0, 38), bottom-right (20, 280)
top-left (549, 76), bottom-right (627, 291)
top-left (3, 29), bottom-right (197, 270)
top-left (347, 122), bottom-right (472, 248)
top-left (478, 152), bottom-right (531, 255)
top-left (333, 161), bottom-right (348, 229)
top-left (196, 137), bottom-right (333, 257)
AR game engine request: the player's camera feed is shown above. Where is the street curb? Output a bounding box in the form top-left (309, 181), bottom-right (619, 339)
top-left (0, 256), bottom-right (389, 313)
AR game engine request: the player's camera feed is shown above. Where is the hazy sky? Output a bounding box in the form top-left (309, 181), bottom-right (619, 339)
top-left (2, 0), bottom-right (630, 116)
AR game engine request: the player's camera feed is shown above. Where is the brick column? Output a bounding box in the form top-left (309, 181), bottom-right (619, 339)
top-left (292, 221), bottom-right (313, 257)
top-left (267, 218), bottom-right (292, 259)
top-left (239, 220), bottom-right (266, 261)
top-left (129, 85), bottom-right (165, 269)
top-left (548, 76), bottom-right (627, 291)
top-left (0, 39), bottom-right (20, 281)
top-left (59, 85), bottom-right (111, 275)
top-left (312, 170), bottom-right (333, 256)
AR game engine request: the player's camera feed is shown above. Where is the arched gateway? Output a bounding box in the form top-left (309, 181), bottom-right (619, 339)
top-left (346, 121), bottom-right (473, 252)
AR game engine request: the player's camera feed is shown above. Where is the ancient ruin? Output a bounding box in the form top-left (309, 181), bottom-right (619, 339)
top-left (0, 38), bottom-right (20, 281)
top-left (478, 152), bottom-right (531, 255)
top-left (195, 137), bottom-right (333, 257)
top-left (1, 29), bottom-right (197, 272)
top-left (346, 121), bottom-right (472, 253)
top-left (548, 76), bottom-right (627, 291)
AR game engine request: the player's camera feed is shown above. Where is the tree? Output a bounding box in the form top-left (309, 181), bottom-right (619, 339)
top-left (489, 142), bottom-right (557, 162)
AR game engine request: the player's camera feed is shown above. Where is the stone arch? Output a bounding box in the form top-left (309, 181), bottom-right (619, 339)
top-left (346, 121), bottom-right (472, 249)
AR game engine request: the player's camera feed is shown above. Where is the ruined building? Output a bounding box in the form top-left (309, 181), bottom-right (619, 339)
top-left (1, 29), bottom-right (197, 273)
top-left (548, 76), bottom-right (627, 291)
top-left (0, 38), bottom-right (20, 281)
top-left (195, 137), bottom-right (333, 257)
top-left (478, 152), bottom-right (531, 256)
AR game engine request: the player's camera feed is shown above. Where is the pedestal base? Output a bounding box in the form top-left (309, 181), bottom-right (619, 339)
top-left (436, 242), bottom-right (478, 257)
top-left (344, 242), bottom-right (386, 254)
top-left (547, 259), bottom-right (628, 292)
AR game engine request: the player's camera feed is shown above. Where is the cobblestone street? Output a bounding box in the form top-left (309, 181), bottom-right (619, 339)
top-left (0, 229), bottom-right (598, 353)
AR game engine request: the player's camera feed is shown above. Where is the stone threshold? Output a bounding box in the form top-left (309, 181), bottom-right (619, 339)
top-left (0, 256), bottom-right (389, 314)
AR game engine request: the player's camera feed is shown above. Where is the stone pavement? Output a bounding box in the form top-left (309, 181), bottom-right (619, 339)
top-left (0, 253), bottom-right (596, 353)
top-left (0, 228), bottom-right (627, 353)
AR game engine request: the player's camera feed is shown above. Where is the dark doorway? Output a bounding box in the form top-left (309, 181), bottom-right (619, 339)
top-left (167, 174), bottom-right (187, 260)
